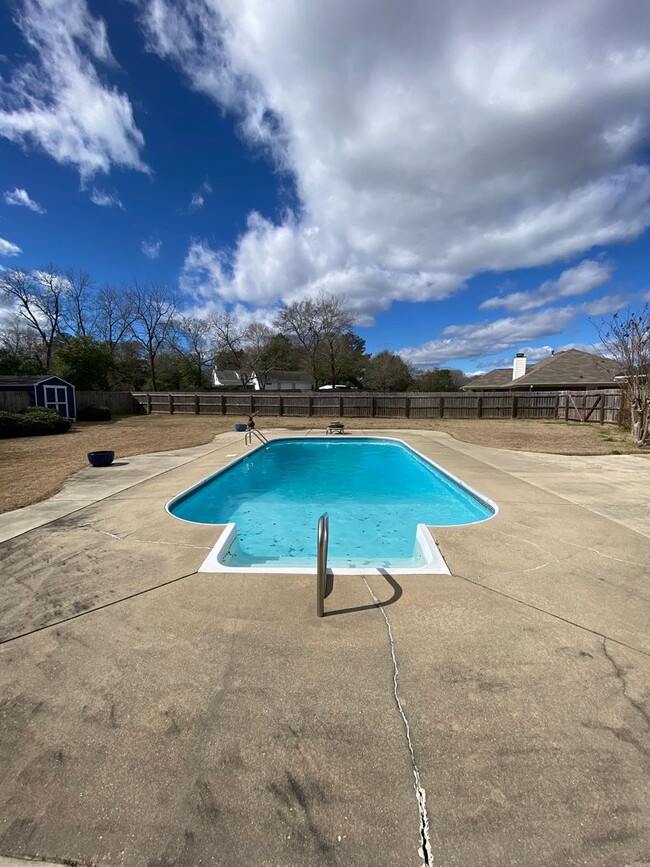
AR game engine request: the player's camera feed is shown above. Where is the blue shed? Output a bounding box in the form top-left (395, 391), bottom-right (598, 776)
top-left (0, 375), bottom-right (77, 420)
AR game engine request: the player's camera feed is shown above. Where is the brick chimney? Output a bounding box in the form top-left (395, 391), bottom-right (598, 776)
top-left (512, 352), bottom-right (527, 380)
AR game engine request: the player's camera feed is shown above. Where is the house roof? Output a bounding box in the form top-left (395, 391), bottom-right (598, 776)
top-left (267, 371), bottom-right (312, 383)
top-left (503, 349), bottom-right (620, 389)
top-left (0, 374), bottom-right (68, 386)
top-left (212, 370), bottom-right (243, 386)
top-left (463, 368), bottom-right (518, 390)
top-left (463, 350), bottom-right (620, 391)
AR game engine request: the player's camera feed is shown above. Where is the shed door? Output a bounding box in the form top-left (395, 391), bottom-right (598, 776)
top-left (44, 385), bottom-right (69, 417)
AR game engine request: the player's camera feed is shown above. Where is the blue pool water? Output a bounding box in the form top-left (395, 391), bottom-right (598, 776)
top-left (168, 437), bottom-right (494, 568)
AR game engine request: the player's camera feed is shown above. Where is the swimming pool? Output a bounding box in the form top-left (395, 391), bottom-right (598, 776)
top-left (166, 436), bottom-right (496, 574)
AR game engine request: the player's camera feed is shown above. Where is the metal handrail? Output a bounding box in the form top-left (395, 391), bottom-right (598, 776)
top-left (316, 513), bottom-right (329, 617)
top-left (245, 428), bottom-right (269, 446)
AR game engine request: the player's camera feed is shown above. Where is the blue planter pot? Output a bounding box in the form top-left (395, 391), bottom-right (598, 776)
top-left (234, 423), bottom-right (248, 432)
top-left (87, 450), bottom-right (115, 467)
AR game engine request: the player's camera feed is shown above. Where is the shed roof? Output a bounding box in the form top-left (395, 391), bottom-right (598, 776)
top-left (0, 374), bottom-right (71, 387)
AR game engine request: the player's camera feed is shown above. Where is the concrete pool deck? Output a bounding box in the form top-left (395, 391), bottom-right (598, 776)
top-left (0, 429), bottom-right (648, 866)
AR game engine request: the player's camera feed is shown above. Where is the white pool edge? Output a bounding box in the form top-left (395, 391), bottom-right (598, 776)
top-left (197, 522), bottom-right (451, 575)
top-left (166, 435), bottom-right (498, 576)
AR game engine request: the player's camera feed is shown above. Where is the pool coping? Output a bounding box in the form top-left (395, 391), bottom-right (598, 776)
top-left (165, 435), bottom-right (498, 576)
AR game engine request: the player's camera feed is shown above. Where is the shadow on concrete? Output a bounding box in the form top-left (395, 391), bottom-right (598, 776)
top-left (323, 568), bottom-right (402, 617)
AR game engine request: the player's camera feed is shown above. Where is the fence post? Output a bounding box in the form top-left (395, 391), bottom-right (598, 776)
top-left (280, 395), bottom-right (284, 416)
top-left (169, 394), bottom-right (174, 415)
top-left (405, 396), bottom-right (410, 418)
top-left (564, 393), bottom-right (569, 422)
top-left (372, 396), bottom-right (376, 417)
top-left (511, 395), bottom-right (518, 419)
top-left (476, 395), bottom-right (483, 419)
top-left (439, 396), bottom-right (444, 418)
top-left (554, 394), bottom-right (560, 419)
top-left (308, 394), bottom-right (313, 416)
top-left (146, 393), bottom-right (152, 414)
top-left (221, 394), bottom-right (226, 415)
top-left (339, 394), bottom-right (343, 417)
top-left (194, 393), bottom-right (200, 415)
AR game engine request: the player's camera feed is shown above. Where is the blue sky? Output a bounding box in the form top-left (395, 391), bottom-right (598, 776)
top-left (1, 0), bottom-right (649, 373)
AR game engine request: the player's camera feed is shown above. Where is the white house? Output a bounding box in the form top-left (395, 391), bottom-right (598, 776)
top-left (212, 369), bottom-right (311, 391)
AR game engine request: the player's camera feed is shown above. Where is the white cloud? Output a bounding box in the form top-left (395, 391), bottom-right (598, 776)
top-left (188, 180), bottom-right (212, 212)
top-left (89, 187), bottom-right (124, 209)
top-left (0, 237), bottom-right (22, 257)
top-left (141, 236), bottom-right (162, 259)
top-left (480, 259), bottom-right (613, 312)
top-left (138, 0), bottom-right (650, 315)
top-left (3, 187), bottom-right (46, 213)
top-left (399, 296), bottom-right (627, 367)
top-left (0, 0), bottom-right (148, 179)
top-left (190, 193), bottom-right (204, 211)
top-left (475, 346), bottom-right (555, 369)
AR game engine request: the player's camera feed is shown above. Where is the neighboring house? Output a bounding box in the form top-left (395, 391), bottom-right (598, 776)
top-left (263, 371), bottom-right (311, 391)
top-left (0, 374), bottom-right (77, 419)
top-left (211, 369), bottom-right (311, 391)
top-left (463, 350), bottom-right (621, 392)
top-left (211, 369), bottom-right (248, 388)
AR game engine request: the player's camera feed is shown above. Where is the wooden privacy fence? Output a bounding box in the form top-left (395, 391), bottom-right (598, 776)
top-left (131, 389), bottom-right (622, 424)
top-left (0, 390), bottom-right (30, 413)
top-left (76, 390), bottom-right (143, 415)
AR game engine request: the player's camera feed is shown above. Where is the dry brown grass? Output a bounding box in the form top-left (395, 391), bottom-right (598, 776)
top-left (0, 413), bottom-right (644, 515)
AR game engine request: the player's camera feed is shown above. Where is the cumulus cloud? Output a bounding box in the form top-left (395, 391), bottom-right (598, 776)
top-left (0, 237), bottom-right (22, 257)
top-left (4, 187), bottom-right (45, 213)
top-left (141, 236), bottom-right (162, 259)
top-left (89, 187), bottom-right (124, 209)
top-left (137, 0), bottom-right (650, 315)
top-left (0, 0), bottom-right (148, 179)
top-left (480, 259), bottom-right (613, 312)
top-left (399, 296), bottom-right (627, 367)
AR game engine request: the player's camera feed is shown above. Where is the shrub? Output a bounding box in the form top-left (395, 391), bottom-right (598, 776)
top-left (77, 404), bottom-right (112, 422)
top-left (17, 407), bottom-right (72, 436)
top-left (0, 410), bottom-right (26, 438)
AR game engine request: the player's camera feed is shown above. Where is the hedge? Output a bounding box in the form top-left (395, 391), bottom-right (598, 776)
top-left (77, 404), bottom-right (112, 421)
top-left (0, 407), bottom-right (72, 438)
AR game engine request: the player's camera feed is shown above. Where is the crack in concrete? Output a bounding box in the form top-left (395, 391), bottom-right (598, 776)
top-left (602, 639), bottom-right (650, 731)
top-left (559, 537), bottom-right (648, 568)
top-left (363, 578), bottom-right (432, 867)
top-left (75, 523), bottom-right (211, 550)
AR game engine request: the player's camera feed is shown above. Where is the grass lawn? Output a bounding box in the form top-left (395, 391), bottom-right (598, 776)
top-left (0, 413), bottom-right (644, 515)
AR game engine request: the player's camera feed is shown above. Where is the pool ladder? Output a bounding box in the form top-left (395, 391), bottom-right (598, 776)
top-left (244, 428), bottom-right (269, 446)
top-left (316, 513), bottom-right (329, 617)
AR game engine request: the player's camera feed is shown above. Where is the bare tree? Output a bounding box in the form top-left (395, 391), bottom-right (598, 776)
top-left (275, 292), bottom-right (353, 388)
top-left (242, 322), bottom-right (276, 389)
top-left (208, 311), bottom-right (255, 386)
top-left (0, 314), bottom-right (44, 372)
top-left (172, 315), bottom-right (212, 388)
top-left (62, 267), bottom-right (95, 337)
top-left (275, 299), bottom-right (320, 388)
top-left (318, 294), bottom-right (354, 387)
top-left (128, 282), bottom-right (177, 390)
top-left (595, 306), bottom-right (650, 445)
top-left (0, 266), bottom-right (67, 371)
top-left (95, 284), bottom-right (135, 351)
top-left (364, 350), bottom-right (413, 391)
